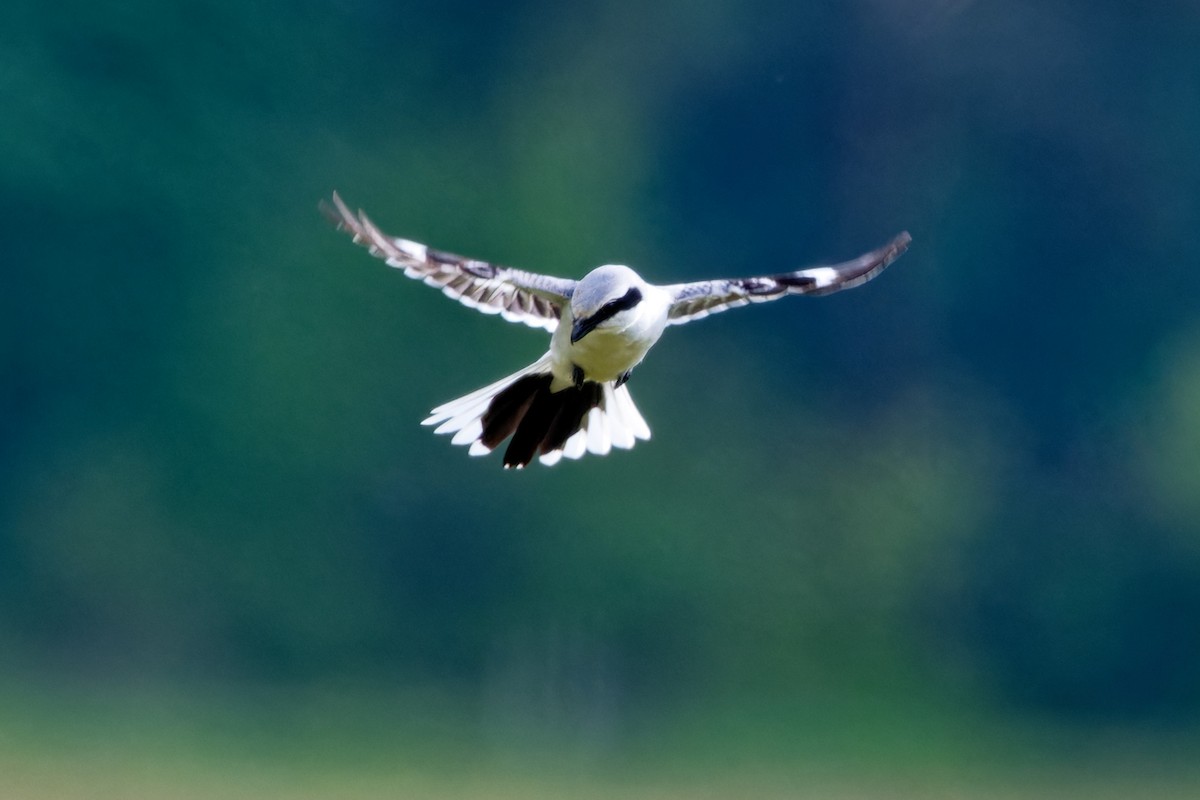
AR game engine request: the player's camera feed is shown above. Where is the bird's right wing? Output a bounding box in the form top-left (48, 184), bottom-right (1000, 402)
top-left (663, 232), bottom-right (911, 326)
top-left (322, 192), bottom-right (576, 332)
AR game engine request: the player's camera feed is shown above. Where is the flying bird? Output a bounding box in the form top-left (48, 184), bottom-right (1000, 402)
top-left (323, 192), bottom-right (910, 469)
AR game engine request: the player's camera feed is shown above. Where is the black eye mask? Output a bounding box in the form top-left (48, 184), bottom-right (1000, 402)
top-left (571, 287), bottom-right (643, 343)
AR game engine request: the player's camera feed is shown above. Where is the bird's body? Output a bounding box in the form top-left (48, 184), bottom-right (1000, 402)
top-left (323, 192), bottom-right (910, 468)
top-left (550, 266), bottom-right (672, 388)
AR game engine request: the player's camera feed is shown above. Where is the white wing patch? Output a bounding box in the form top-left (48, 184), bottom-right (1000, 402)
top-left (805, 267), bottom-right (840, 289)
top-left (392, 238), bottom-right (428, 262)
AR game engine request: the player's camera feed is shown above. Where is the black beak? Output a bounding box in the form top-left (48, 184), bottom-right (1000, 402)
top-left (570, 316), bottom-right (598, 344)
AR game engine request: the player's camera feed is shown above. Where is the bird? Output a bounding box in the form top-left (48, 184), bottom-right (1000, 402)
top-left (322, 192), bottom-right (910, 469)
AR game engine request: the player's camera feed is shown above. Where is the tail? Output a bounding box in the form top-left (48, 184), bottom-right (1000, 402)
top-left (422, 356), bottom-right (651, 469)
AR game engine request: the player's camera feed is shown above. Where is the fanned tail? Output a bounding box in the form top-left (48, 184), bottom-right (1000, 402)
top-left (423, 356), bottom-right (651, 469)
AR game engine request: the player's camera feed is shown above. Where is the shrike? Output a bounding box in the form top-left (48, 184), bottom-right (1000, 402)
top-left (324, 192), bottom-right (910, 468)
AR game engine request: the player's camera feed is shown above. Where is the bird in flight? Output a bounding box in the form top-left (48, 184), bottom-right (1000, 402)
top-left (323, 192), bottom-right (910, 469)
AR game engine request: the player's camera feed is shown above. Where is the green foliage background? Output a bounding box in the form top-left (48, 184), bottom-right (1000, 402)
top-left (3, 0), bottom-right (1200, 792)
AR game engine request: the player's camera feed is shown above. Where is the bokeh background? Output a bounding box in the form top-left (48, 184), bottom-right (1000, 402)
top-left (4, 0), bottom-right (1200, 796)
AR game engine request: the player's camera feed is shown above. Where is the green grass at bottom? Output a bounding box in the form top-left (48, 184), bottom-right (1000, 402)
top-left (2, 678), bottom-right (1199, 800)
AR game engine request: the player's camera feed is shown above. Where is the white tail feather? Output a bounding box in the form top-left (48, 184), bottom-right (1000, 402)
top-left (613, 383), bottom-right (651, 441)
top-left (585, 406), bottom-right (611, 456)
top-left (424, 355), bottom-right (553, 427)
top-left (450, 419), bottom-right (483, 445)
top-left (560, 427), bottom-right (589, 461)
top-left (424, 355), bottom-right (652, 466)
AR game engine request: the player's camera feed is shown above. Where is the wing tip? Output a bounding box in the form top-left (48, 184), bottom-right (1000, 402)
top-left (318, 190), bottom-right (347, 228)
top-left (320, 190), bottom-right (377, 249)
top-left (806, 229), bottom-right (913, 295)
top-left (889, 230), bottom-right (913, 260)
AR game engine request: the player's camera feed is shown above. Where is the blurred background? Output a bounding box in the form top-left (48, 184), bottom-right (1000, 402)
top-left (4, 0), bottom-right (1200, 796)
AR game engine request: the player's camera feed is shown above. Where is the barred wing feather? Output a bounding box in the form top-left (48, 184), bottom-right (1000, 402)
top-left (664, 232), bottom-right (911, 325)
top-left (322, 192), bottom-right (575, 332)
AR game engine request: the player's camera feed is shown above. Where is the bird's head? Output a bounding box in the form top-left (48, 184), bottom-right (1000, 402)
top-left (569, 265), bottom-right (645, 344)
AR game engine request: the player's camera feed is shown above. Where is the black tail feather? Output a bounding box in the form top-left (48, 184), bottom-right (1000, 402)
top-left (481, 374), bottom-right (548, 450)
top-left (479, 374), bottom-right (604, 468)
top-left (540, 382), bottom-right (601, 455)
top-left (504, 386), bottom-right (561, 467)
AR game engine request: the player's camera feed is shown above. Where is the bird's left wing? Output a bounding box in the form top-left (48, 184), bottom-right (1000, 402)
top-left (663, 232), bottom-right (911, 326)
top-left (323, 192), bottom-right (575, 332)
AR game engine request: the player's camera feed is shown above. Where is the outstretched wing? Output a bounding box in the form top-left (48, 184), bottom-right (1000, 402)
top-left (322, 192), bottom-right (575, 332)
top-left (663, 232), bottom-right (911, 326)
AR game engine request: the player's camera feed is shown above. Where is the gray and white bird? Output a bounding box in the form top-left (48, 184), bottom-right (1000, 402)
top-left (324, 192), bottom-right (910, 468)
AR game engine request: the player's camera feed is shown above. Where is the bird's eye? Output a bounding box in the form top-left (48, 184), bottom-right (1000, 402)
top-left (606, 287), bottom-right (642, 314)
